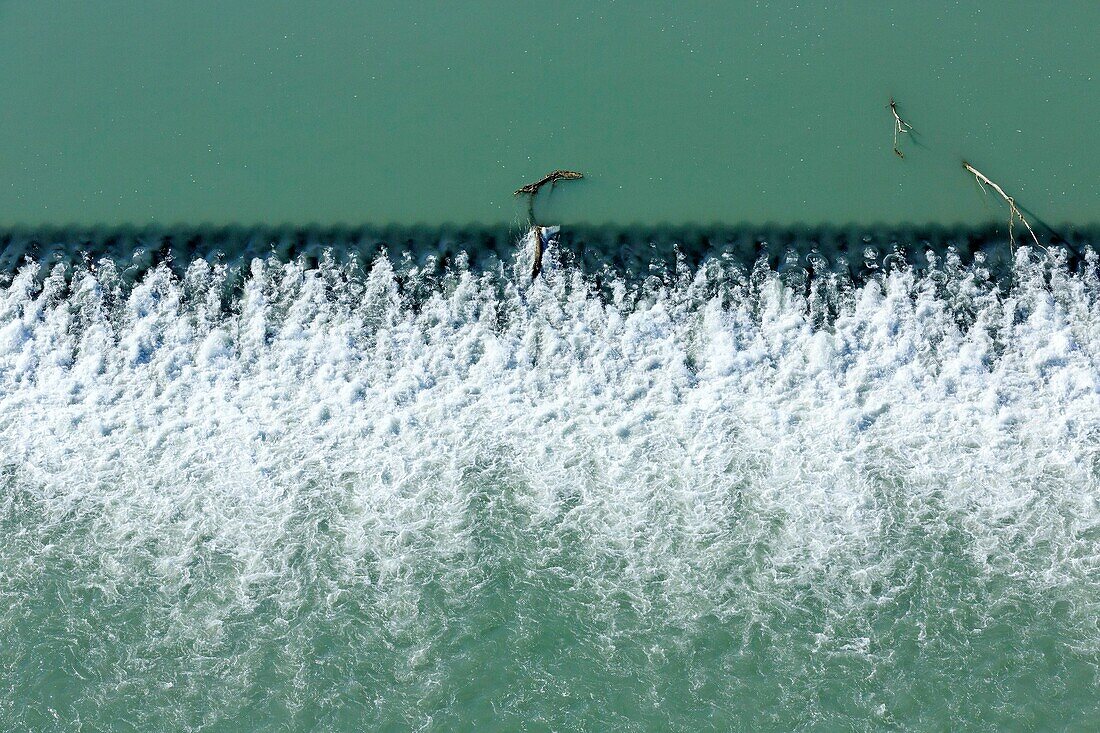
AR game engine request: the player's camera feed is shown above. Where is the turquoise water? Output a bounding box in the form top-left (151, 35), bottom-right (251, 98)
top-left (0, 1), bottom-right (1097, 226)
top-left (2, 2), bottom-right (1100, 730)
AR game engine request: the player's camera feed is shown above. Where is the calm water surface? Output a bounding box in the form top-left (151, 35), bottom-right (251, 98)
top-left (0, 1), bottom-right (1096, 226)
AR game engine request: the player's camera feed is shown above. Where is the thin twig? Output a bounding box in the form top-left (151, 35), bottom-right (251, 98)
top-left (962, 161), bottom-right (1040, 248)
top-left (889, 98), bottom-right (914, 158)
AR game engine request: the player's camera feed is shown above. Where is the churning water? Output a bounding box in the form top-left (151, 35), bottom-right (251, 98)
top-left (2, 234), bottom-right (1099, 730)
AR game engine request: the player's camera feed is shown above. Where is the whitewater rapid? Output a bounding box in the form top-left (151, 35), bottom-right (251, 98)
top-left (2, 240), bottom-right (1098, 728)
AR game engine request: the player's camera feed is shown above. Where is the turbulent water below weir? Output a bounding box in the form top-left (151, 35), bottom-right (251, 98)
top-left (2, 239), bottom-right (1099, 731)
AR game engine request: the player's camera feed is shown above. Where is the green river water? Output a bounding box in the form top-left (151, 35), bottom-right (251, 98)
top-left (0, 1), bottom-right (1097, 227)
top-left (1, 3), bottom-right (1099, 732)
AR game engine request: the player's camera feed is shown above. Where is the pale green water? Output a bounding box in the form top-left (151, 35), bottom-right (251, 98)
top-left (3, 4), bottom-right (1100, 732)
top-left (0, 1), bottom-right (1096, 226)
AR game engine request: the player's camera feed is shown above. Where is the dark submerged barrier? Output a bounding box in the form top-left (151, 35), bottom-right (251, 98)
top-left (1, 223), bottom-right (1096, 286)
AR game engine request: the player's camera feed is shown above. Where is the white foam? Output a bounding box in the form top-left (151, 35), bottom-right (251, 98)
top-left (1, 246), bottom-right (1098, 635)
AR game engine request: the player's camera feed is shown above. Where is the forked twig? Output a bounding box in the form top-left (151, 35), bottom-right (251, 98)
top-left (962, 161), bottom-right (1040, 248)
top-left (889, 98), bottom-right (914, 158)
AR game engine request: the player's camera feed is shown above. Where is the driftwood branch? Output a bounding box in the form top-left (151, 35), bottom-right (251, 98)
top-left (889, 98), bottom-right (914, 158)
top-left (515, 170), bottom-right (583, 280)
top-left (963, 162), bottom-right (1040, 248)
top-left (529, 226), bottom-right (546, 280)
top-left (514, 169), bottom-right (584, 196)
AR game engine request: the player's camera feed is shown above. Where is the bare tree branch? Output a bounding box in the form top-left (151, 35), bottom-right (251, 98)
top-left (514, 170), bottom-right (584, 196)
top-left (515, 170), bottom-right (583, 280)
top-left (962, 162), bottom-right (1040, 249)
